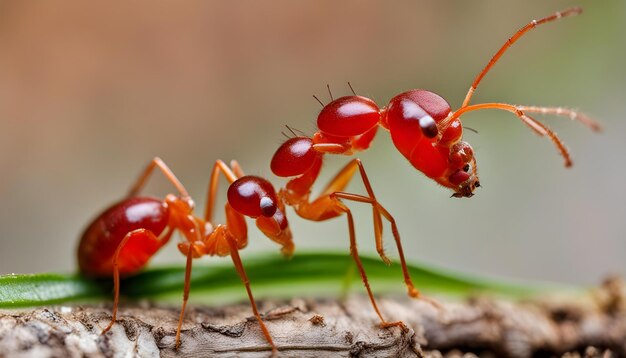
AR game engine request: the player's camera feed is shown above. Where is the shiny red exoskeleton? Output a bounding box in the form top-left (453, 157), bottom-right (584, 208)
top-left (78, 158), bottom-right (292, 352)
top-left (269, 7), bottom-right (600, 329)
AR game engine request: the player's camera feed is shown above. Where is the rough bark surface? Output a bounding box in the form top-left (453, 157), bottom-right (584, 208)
top-left (0, 278), bottom-right (624, 358)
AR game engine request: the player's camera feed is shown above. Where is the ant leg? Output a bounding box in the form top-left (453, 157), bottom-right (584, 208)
top-left (127, 157), bottom-right (189, 198)
top-left (331, 192), bottom-right (427, 301)
top-left (174, 246), bottom-right (194, 349)
top-left (224, 202), bottom-right (249, 252)
top-left (462, 7), bottom-right (582, 107)
top-left (102, 228), bottom-right (166, 335)
top-left (230, 160), bottom-right (245, 178)
top-left (318, 159), bottom-right (388, 265)
top-left (204, 160), bottom-right (239, 222)
top-left (313, 143), bottom-right (352, 154)
top-left (293, 183), bottom-right (412, 327)
top-left (224, 234), bottom-right (276, 352)
top-left (334, 200), bottom-right (407, 332)
top-left (301, 157), bottom-right (420, 287)
top-left (450, 102), bottom-right (575, 167)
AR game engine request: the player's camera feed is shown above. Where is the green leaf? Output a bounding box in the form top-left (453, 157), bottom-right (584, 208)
top-left (0, 273), bottom-right (107, 307)
top-left (0, 252), bottom-right (577, 308)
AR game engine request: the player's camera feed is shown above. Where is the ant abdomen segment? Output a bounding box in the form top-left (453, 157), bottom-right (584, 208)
top-left (78, 197), bottom-right (170, 277)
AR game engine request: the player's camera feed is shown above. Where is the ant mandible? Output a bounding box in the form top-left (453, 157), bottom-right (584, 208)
top-left (269, 7), bottom-right (600, 329)
top-left (77, 158), bottom-right (292, 352)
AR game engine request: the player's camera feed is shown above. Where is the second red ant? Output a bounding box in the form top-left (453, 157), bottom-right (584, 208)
top-left (268, 6), bottom-right (599, 329)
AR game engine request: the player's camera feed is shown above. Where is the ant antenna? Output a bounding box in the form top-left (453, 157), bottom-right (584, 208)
top-left (463, 126), bottom-right (479, 134)
top-left (347, 82), bottom-right (357, 96)
top-left (312, 95), bottom-right (324, 107)
top-left (281, 131), bottom-right (291, 139)
top-left (326, 84), bottom-right (334, 101)
top-left (461, 7), bottom-right (582, 108)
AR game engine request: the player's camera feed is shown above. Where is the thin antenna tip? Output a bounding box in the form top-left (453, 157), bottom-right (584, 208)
top-left (564, 7), bottom-right (583, 16)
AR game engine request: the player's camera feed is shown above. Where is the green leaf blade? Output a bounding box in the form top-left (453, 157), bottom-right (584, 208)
top-left (0, 273), bottom-right (107, 307)
top-left (0, 252), bottom-right (580, 308)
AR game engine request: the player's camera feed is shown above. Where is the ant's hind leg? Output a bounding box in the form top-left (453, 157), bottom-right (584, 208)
top-left (174, 246), bottom-right (195, 349)
top-left (102, 228), bottom-right (164, 335)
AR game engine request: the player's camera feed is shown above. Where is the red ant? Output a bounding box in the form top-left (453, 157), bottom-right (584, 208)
top-left (269, 7), bottom-right (600, 329)
top-left (77, 158), bottom-right (292, 352)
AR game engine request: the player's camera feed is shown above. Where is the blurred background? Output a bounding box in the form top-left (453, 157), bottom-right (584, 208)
top-left (0, 1), bottom-right (624, 286)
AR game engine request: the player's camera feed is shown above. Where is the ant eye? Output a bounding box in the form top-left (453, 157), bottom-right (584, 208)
top-left (475, 181), bottom-right (481, 188)
top-left (259, 197), bottom-right (277, 217)
top-left (463, 164), bottom-right (470, 172)
top-left (419, 116), bottom-right (438, 138)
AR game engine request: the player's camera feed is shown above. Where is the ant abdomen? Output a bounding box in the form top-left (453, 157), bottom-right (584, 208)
top-left (78, 197), bottom-right (169, 277)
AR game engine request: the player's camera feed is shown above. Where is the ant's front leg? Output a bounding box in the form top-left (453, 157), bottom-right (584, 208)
top-left (224, 227), bottom-right (277, 353)
top-left (200, 161), bottom-right (278, 351)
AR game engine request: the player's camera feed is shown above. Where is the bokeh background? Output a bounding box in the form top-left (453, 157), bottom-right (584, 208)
top-left (0, 1), bottom-right (624, 286)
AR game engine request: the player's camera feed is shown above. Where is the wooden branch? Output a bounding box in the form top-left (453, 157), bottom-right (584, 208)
top-left (0, 278), bottom-right (624, 357)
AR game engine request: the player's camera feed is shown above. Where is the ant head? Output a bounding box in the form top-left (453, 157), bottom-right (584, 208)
top-left (447, 141), bottom-right (480, 198)
top-left (228, 176), bottom-right (279, 218)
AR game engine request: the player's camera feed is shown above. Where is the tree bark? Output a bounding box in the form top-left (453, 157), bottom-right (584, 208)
top-left (0, 278), bottom-right (624, 358)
